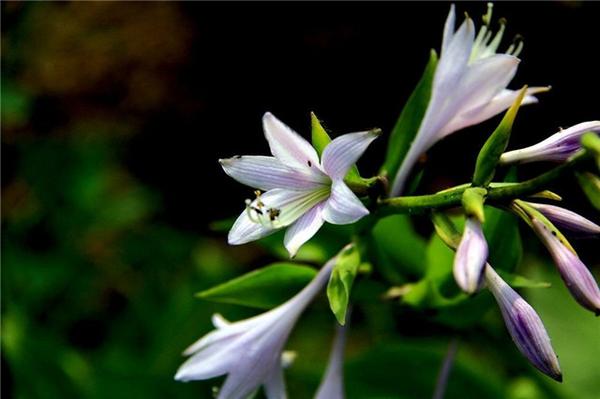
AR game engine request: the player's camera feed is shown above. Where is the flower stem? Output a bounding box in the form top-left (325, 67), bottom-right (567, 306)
top-left (432, 337), bottom-right (460, 399)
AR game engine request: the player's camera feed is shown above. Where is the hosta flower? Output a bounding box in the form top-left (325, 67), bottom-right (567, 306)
top-left (390, 3), bottom-right (545, 195)
top-left (531, 218), bottom-right (600, 315)
top-left (220, 112), bottom-right (378, 257)
top-left (484, 265), bottom-right (562, 381)
top-left (524, 202), bottom-right (600, 236)
top-left (175, 259), bottom-right (334, 398)
top-left (500, 121), bottom-right (600, 164)
top-left (453, 218), bottom-right (489, 294)
top-left (315, 322), bottom-right (349, 399)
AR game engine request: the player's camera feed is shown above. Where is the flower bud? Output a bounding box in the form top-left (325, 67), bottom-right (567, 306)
top-left (485, 266), bottom-right (562, 381)
top-left (531, 218), bottom-right (600, 315)
top-left (526, 202), bottom-right (600, 236)
top-left (453, 218), bottom-right (488, 294)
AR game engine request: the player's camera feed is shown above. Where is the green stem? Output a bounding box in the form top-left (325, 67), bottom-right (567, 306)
top-left (378, 152), bottom-right (590, 215)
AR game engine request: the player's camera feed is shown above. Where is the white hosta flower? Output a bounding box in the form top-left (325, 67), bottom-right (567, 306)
top-left (175, 259), bottom-right (335, 399)
top-left (221, 112), bottom-right (378, 257)
top-left (485, 265), bottom-right (562, 381)
top-left (453, 218), bottom-right (489, 294)
top-left (531, 218), bottom-right (600, 315)
top-left (315, 322), bottom-right (349, 399)
top-left (390, 3), bottom-right (546, 195)
top-left (500, 121), bottom-right (600, 164)
top-left (524, 202), bottom-right (600, 236)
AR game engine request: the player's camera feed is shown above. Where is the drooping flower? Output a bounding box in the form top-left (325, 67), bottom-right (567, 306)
top-left (531, 218), bottom-right (600, 315)
top-left (175, 259), bottom-right (335, 399)
top-left (500, 121), bottom-right (600, 165)
top-left (484, 265), bottom-right (562, 381)
top-left (220, 112), bottom-right (378, 257)
top-left (315, 320), bottom-right (349, 399)
top-left (390, 3), bottom-right (546, 195)
top-left (524, 202), bottom-right (600, 236)
top-left (453, 217), bottom-right (489, 294)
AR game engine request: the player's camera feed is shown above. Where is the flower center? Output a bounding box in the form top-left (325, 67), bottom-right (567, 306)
top-left (469, 3), bottom-right (523, 63)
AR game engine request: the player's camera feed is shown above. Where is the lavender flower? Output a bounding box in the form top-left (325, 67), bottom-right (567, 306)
top-left (315, 322), bottom-right (349, 399)
top-left (390, 3), bottom-right (546, 195)
top-left (500, 121), bottom-right (600, 164)
top-left (175, 259), bottom-right (334, 398)
top-left (453, 218), bottom-right (489, 294)
top-left (525, 202), bottom-right (600, 236)
top-left (485, 265), bottom-right (562, 381)
top-left (220, 112), bottom-right (378, 257)
top-left (531, 218), bottom-right (600, 315)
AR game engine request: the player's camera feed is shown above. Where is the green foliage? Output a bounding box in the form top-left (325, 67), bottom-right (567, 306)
top-left (196, 263), bottom-right (317, 309)
top-left (327, 245), bottom-right (361, 324)
top-left (381, 49), bottom-right (438, 179)
top-left (576, 172), bottom-right (600, 211)
top-left (483, 206), bottom-right (522, 272)
top-left (472, 87), bottom-right (527, 187)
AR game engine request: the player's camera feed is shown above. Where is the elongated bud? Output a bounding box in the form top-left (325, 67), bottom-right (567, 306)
top-left (500, 121), bottom-right (600, 165)
top-left (485, 266), bottom-right (562, 381)
top-left (531, 218), bottom-right (600, 315)
top-left (453, 218), bottom-right (489, 294)
top-left (525, 202), bottom-right (600, 236)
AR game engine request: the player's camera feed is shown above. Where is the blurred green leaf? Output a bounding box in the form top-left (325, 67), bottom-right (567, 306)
top-left (196, 263), bottom-right (317, 309)
top-left (1, 83), bottom-right (31, 128)
top-left (327, 245), bottom-right (361, 324)
top-left (576, 172), bottom-right (600, 211)
top-left (496, 270), bottom-right (551, 289)
top-left (483, 206), bottom-right (522, 272)
top-left (381, 49), bottom-right (437, 179)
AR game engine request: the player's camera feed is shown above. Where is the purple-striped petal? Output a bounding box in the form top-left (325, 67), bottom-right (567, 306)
top-left (322, 180), bottom-right (369, 225)
top-left (453, 218), bottom-right (488, 294)
top-left (485, 266), bottom-right (562, 381)
top-left (321, 130), bottom-right (379, 180)
top-left (284, 203), bottom-right (325, 258)
top-left (263, 112), bottom-right (321, 171)
top-left (532, 218), bottom-right (600, 314)
top-left (526, 202), bottom-right (600, 236)
top-left (228, 211), bottom-right (277, 246)
top-left (220, 155), bottom-right (328, 191)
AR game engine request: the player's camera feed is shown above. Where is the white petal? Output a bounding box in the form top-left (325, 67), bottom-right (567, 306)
top-left (212, 313), bottom-right (231, 329)
top-left (284, 203), bottom-right (325, 258)
top-left (264, 365), bottom-right (288, 399)
top-left (434, 16), bottom-right (475, 94)
top-left (453, 218), bottom-right (489, 294)
top-left (321, 130), bottom-right (379, 180)
top-left (315, 323), bottom-right (348, 399)
top-left (220, 155), bottom-right (328, 191)
top-left (263, 112), bottom-right (321, 171)
top-left (322, 180), bottom-right (369, 225)
top-left (441, 4), bottom-right (456, 55)
top-left (228, 210), bottom-right (277, 245)
top-left (175, 340), bottom-right (239, 381)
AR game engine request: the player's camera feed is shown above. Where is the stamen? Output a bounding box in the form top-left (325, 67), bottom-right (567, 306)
top-left (482, 2), bottom-right (493, 26)
top-left (487, 18), bottom-right (506, 54)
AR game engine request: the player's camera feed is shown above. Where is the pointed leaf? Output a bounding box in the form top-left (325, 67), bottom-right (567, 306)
top-left (381, 50), bottom-right (438, 179)
top-left (196, 263), bottom-right (317, 309)
top-left (327, 245), bottom-right (361, 324)
top-left (472, 86), bottom-right (527, 187)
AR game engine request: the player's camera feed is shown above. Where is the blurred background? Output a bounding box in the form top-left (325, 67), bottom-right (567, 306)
top-left (2, 2), bottom-right (599, 399)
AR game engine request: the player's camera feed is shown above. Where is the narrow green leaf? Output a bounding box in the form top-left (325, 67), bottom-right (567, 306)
top-left (496, 270), bottom-right (551, 289)
top-left (196, 263), bottom-right (317, 309)
top-left (576, 171), bottom-right (600, 211)
top-left (327, 245), bottom-right (361, 324)
top-left (472, 86), bottom-right (528, 187)
top-left (380, 50), bottom-right (438, 179)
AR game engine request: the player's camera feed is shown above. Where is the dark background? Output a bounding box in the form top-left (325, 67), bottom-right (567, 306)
top-left (2, 2), bottom-right (599, 399)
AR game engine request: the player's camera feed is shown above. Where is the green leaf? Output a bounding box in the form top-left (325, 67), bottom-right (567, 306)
top-left (472, 86), bottom-right (527, 187)
top-left (327, 245), bottom-right (361, 324)
top-left (576, 172), bottom-right (600, 211)
top-left (196, 263), bottom-right (317, 309)
top-left (496, 270), bottom-right (551, 289)
top-left (483, 206), bottom-right (522, 272)
top-left (380, 49), bottom-right (438, 179)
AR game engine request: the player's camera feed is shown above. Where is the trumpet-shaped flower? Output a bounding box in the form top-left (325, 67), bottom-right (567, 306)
top-left (221, 112), bottom-right (378, 257)
top-left (525, 202), bottom-right (600, 236)
top-left (484, 265), bottom-right (562, 381)
top-left (390, 4), bottom-right (546, 195)
top-left (531, 218), bottom-right (600, 315)
top-left (175, 259), bottom-right (335, 399)
top-left (315, 321), bottom-right (349, 399)
top-left (454, 218), bottom-right (489, 294)
top-left (500, 121), bottom-right (600, 164)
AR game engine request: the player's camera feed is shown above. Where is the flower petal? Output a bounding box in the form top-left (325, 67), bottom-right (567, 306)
top-left (526, 202), bottom-right (600, 235)
top-left (263, 365), bottom-right (288, 399)
top-left (315, 323), bottom-right (348, 399)
top-left (228, 210), bottom-right (277, 245)
top-left (434, 16), bottom-right (475, 94)
top-left (263, 112), bottom-right (321, 171)
top-left (220, 155), bottom-right (328, 191)
top-left (453, 218), bottom-right (488, 294)
top-left (322, 180), bottom-right (369, 225)
top-left (321, 130), bottom-right (379, 180)
top-left (284, 203), bottom-right (325, 258)
top-left (441, 4), bottom-right (456, 55)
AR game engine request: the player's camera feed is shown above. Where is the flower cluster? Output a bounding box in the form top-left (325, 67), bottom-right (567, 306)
top-left (176, 3), bottom-right (599, 397)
